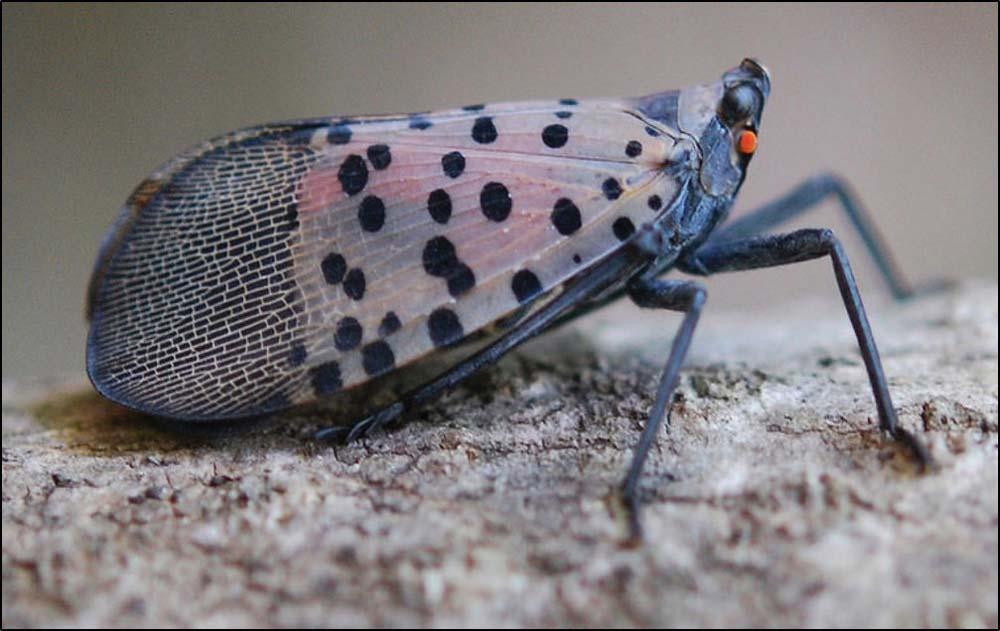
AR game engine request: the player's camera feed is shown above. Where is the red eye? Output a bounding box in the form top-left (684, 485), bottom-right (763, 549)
top-left (737, 130), bottom-right (758, 155)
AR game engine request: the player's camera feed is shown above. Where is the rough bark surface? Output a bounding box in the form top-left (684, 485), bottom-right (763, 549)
top-left (3, 282), bottom-right (997, 627)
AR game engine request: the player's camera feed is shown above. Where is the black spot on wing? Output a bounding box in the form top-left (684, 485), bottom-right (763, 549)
top-left (362, 341), bottom-right (395, 376)
top-left (511, 269), bottom-right (542, 304)
top-left (343, 268), bottom-right (366, 300)
top-left (428, 189), bottom-right (452, 224)
top-left (480, 182), bottom-right (512, 222)
top-left (613, 217), bottom-right (636, 241)
top-left (311, 361), bottom-right (343, 396)
top-left (358, 195), bottom-right (386, 232)
top-left (428, 308), bottom-right (463, 348)
top-left (447, 264), bottom-right (476, 298)
top-left (541, 124), bottom-right (568, 149)
top-left (442, 151), bottom-right (465, 178)
top-left (327, 124), bottom-right (351, 145)
top-left (422, 236), bottom-right (459, 277)
top-left (551, 198), bottom-right (581, 236)
top-left (378, 311), bottom-right (401, 337)
top-left (409, 116), bottom-right (432, 130)
top-left (334, 317), bottom-right (363, 351)
top-left (321, 253), bottom-right (346, 285)
top-left (472, 117), bottom-right (498, 144)
top-left (602, 178), bottom-right (623, 200)
top-left (423, 236), bottom-right (475, 297)
top-left (338, 155), bottom-right (368, 195)
top-left (366, 144), bottom-right (391, 170)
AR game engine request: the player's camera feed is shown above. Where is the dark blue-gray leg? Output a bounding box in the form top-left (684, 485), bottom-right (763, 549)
top-left (685, 228), bottom-right (930, 466)
top-left (683, 173), bottom-right (913, 299)
top-left (622, 278), bottom-right (707, 541)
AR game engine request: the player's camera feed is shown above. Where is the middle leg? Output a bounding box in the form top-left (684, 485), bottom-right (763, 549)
top-left (621, 277), bottom-right (707, 541)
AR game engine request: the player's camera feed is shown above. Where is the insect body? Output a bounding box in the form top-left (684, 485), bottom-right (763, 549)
top-left (87, 59), bottom-right (927, 537)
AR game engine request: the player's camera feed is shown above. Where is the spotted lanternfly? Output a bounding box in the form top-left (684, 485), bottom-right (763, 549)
top-left (87, 59), bottom-right (929, 538)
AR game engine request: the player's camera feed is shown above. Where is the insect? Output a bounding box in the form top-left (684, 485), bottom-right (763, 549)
top-left (87, 59), bottom-right (928, 538)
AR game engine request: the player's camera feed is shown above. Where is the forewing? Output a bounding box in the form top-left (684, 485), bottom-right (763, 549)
top-left (88, 98), bottom-right (686, 419)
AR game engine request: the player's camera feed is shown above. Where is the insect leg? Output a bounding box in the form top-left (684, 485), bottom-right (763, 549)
top-left (621, 278), bottom-right (707, 541)
top-left (684, 228), bottom-right (930, 467)
top-left (315, 251), bottom-right (647, 443)
top-left (683, 173), bottom-right (913, 299)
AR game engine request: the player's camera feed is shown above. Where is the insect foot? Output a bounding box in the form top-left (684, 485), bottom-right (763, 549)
top-left (314, 402), bottom-right (406, 444)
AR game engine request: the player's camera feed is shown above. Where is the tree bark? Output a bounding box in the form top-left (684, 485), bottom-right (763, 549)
top-left (3, 282), bottom-right (997, 627)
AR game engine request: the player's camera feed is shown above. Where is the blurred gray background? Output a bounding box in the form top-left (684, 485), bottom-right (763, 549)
top-left (3, 4), bottom-right (997, 379)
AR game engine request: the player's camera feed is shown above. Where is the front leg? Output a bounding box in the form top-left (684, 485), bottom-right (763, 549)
top-left (685, 228), bottom-right (930, 466)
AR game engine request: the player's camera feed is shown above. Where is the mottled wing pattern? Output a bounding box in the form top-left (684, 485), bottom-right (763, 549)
top-left (88, 124), bottom-right (325, 419)
top-left (88, 98), bottom-right (686, 420)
